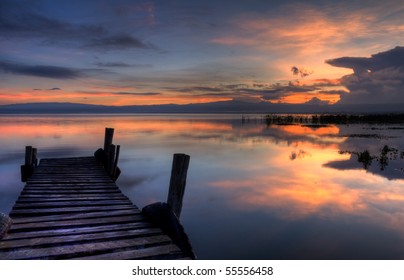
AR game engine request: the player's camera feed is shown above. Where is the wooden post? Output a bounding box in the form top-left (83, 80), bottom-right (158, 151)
top-left (107, 144), bottom-right (116, 176)
top-left (25, 146), bottom-right (33, 166)
top-left (112, 145), bottom-right (120, 180)
top-left (21, 146), bottom-right (36, 182)
top-left (167, 153), bottom-right (190, 218)
top-left (32, 148), bottom-right (38, 167)
top-left (104, 128), bottom-right (114, 152)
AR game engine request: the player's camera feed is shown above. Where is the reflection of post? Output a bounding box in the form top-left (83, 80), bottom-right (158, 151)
top-left (167, 153), bottom-right (190, 218)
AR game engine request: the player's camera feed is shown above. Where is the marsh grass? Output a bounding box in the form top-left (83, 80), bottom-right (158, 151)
top-left (263, 113), bottom-right (404, 126)
top-left (340, 145), bottom-right (404, 171)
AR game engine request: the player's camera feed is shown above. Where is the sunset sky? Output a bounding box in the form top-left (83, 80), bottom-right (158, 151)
top-left (0, 0), bottom-right (403, 106)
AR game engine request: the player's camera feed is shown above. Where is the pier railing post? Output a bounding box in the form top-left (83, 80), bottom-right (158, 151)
top-left (107, 144), bottom-right (116, 176)
top-left (167, 153), bottom-right (190, 218)
top-left (32, 148), bottom-right (38, 167)
top-left (112, 145), bottom-right (120, 180)
top-left (25, 146), bottom-right (33, 166)
top-left (21, 146), bottom-right (37, 182)
top-left (95, 128), bottom-right (121, 181)
top-left (104, 128), bottom-right (114, 153)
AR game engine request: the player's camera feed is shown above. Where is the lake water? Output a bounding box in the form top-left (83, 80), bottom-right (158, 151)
top-left (1, 114), bottom-right (404, 259)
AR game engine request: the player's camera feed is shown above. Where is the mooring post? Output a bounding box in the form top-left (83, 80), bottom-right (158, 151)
top-left (25, 146), bottom-right (33, 166)
top-left (32, 148), bottom-right (38, 167)
top-left (21, 146), bottom-right (36, 182)
top-left (167, 153), bottom-right (190, 218)
top-left (112, 145), bottom-right (120, 180)
top-left (104, 128), bottom-right (114, 153)
top-left (107, 144), bottom-right (116, 176)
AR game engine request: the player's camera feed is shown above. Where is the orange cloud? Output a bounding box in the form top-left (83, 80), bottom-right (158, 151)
top-left (211, 4), bottom-right (403, 83)
top-left (208, 140), bottom-right (404, 231)
top-left (0, 87), bottom-right (231, 106)
top-left (211, 5), bottom-right (397, 56)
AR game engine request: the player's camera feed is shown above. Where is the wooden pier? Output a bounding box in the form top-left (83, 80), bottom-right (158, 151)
top-left (0, 129), bottom-right (193, 260)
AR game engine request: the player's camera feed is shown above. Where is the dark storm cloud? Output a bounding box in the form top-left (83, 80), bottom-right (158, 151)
top-left (326, 57), bottom-right (371, 75)
top-left (95, 62), bottom-right (132, 67)
top-left (291, 66), bottom-right (313, 78)
top-left (33, 87), bottom-right (62, 91)
top-left (0, 1), bottom-right (105, 41)
top-left (115, 91), bottom-right (161, 96)
top-left (0, 0), bottom-right (152, 51)
top-left (326, 46), bottom-right (404, 104)
top-left (0, 61), bottom-right (83, 79)
top-left (86, 35), bottom-right (152, 50)
top-left (171, 82), bottom-right (322, 101)
top-left (78, 90), bottom-right (161, 96)
top-left (251, 82), bottom-right (319, 100)
top-left (94, 62), bottom-right (153, 68)
top-left (326, 46), bottom-right (404, 75)
top-left (318, 89), bottom-right (349, 95)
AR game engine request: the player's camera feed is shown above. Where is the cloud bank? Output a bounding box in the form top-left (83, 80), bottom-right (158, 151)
top-left (326, 46), bottom-right (404, 104)
top-left (0, 0), bottom-right (152, 52)
top-left (0, 61), bottom-right (83, 79)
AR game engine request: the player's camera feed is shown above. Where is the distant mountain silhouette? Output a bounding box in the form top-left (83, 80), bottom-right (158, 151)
top-left (0, 100), bottom-right (403, 114)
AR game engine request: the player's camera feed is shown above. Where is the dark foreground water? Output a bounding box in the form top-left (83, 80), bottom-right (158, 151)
top-left (1, 114), bottom-right (404, 259)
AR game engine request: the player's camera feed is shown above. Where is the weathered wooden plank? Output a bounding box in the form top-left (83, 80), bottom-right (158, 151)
top-left (37, 164), bottom-right (101, 167)
top-left (72, 244), bottom-right (182, 260)
top-left (0, 235), bottom-right (172, 259)
top-left (1, 153), bottom-right (189, 260)
top-left (4, 222), bottom-right (153, 240)
top-left (10, 205), bottom-right (135, 217)
top-left (13, 200), bottom-right (132, 209)
top-left (17, 195), bottom-right (127, 201)
top-left (16, 195), bottom-right (129, 203)
top-left (34, 165), bottom-right (102, 168)
top-left (23, 183), bottom-right (117, 187)
top-left (30, 171), bottom-right (108, 175)
top-left (11, 209), bottom-right (141, 224)
top-left (9, 214), bottom-right (145, 232)
top-left (16, 197), bottom-right (129, 203)
top-left (29, 175), bottom-right (110, 179)
top-left (0, 228), bottom-right (162, 250)
top-left (21, 189), bottom-right (121, 194)
top-left (39, 157), bottom-right (96, 162)
top-left (22, 185), bottom-right (118, 191)
top-left (38, 163), bottom-right (100, 167)
top-left (26, 179), bottom-right (114, 183)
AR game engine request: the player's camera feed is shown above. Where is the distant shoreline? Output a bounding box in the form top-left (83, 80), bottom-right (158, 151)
top-left (1, 101), bottom-right (404, 115)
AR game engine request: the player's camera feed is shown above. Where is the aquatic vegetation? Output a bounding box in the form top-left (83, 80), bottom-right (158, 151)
top-left (340, 145), bottom-right (404, 171)
top-left (357, 150), bottom-right (374, 170)
top-left (263, 113), bottom-right (404, 126)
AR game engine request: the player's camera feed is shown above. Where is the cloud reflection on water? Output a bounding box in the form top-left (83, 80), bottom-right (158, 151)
top-left (1, 115), bottom-right (404, 259)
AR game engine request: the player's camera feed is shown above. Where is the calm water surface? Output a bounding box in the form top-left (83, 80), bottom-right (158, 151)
top-left (1, 114), bottom-right (404, 259)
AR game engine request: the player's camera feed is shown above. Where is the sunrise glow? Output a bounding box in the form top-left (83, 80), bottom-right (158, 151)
top-left (0, 0), bottom-right (402, 109)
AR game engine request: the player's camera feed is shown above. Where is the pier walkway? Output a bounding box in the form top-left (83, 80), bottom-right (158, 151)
top-left (0, 156), bottom-right (188, 260)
